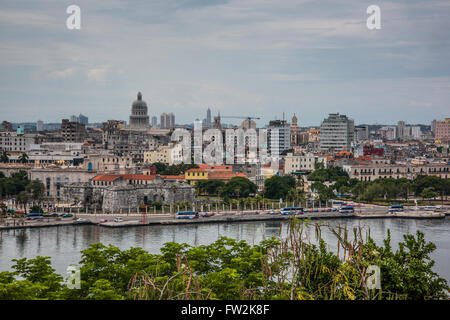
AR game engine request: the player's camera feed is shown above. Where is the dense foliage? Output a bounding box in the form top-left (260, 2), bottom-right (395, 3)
top-left (0, 220), bottom-right (448, 300)
top-left (220, 177), bottom-right (257, 199)
top-left (152, 163), bottom-right (198, 175)
top-left (194, 180), bottom-right (225, 196)
top-left (0, 171), bottom-right (29, 199)
top-left (263, 175), bottom-right (296, 200)
top-left (307, 165), bottom-right (349, 183)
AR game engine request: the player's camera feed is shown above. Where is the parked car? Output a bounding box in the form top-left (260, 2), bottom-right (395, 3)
top-left (43, 213), bottom-right (58, 217)
top-left (76, 218), bottom-right (86, 222)
top-left (199, 212), bottom-right (214, 218)
top-left (114, 217), bottom-right (124, 222)
top-left (61, 213), bottom-right (73, 218)
top-left (99, 218), bottom-right (108, 223)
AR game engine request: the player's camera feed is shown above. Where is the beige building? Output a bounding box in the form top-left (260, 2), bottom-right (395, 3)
top-left (83, 154), bottom-right (135, 174)
top-left (435, 118), bottom-right (450, 142)
top-left (144, 144), bottom-right (183, 165)
top-left (284, 153), bottom-right (328, 174)
top-left (343, 162), bottom-right (450, 182)
top-left (306, 128), bottom-right (320, 142)
top-left (30, 166), bottom-right (97, 198)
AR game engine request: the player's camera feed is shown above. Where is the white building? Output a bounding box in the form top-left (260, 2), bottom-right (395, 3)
top-left (319, 113), bottom-right (354, 153)
top-left (267, 120), bottom-right (291, 157)
top-left (284, 153), bottom-right (328, 174)
top-left (0, 132), bottom-right (35, 152)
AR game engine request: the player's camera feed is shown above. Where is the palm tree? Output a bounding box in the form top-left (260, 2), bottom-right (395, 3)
top-left (18, 191), bottom-right (29, 213)
top-left (18, 153), bottom-right (29, 164)
top-left (0, 150), bottom-right (9, 163)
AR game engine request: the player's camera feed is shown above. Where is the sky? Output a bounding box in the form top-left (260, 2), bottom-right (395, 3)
top-left (0, 0), bottom-right (449, 127)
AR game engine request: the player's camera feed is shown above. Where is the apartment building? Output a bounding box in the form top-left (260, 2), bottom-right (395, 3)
top-left (319, 113), bottom-right (354, 153)
top-left (61, 119), bottom-right (86, 143)
top-left (284, 153), bottom-right (329, 174)
top-left (343, 162), bottom-right (450, 182)
top-left (0, 132), bottom-right (34, 152)
top-left (436, 118), bottom-right (450, 142)
top-left (143, 144), bottom-right (183, 165)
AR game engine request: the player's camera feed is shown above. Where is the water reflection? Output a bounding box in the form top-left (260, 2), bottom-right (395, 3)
top-left (0, 218), bottom-right (448, 283)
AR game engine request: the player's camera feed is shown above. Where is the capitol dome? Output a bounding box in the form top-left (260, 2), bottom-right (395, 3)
top-left (129, 92), bottom-right (149, 130)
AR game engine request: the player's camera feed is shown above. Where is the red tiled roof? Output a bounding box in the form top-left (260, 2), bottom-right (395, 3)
top-left (208, 172), bottom-right (248, 180)
top-left (160, 175), bottom-right (185, 180)
top-left (187, 165), bottom-right (233, 173)
top-left (92, 175), bottom-right (123, 182)
top-left (92, 174), bottom-right (156, 181)
top-left (197, 164), bottom-right (232, 170)
top-left (127, 174), bottom-right (156, 180)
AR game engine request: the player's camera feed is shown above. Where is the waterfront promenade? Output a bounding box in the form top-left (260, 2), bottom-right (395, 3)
top-left (1, 207), bottom-right (448, 230)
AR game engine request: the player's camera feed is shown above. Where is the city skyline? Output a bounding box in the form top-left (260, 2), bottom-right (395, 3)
top-left (1, 1), bottom-right (449, 126)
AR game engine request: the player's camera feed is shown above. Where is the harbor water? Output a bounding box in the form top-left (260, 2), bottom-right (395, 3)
top-left (0, 217), bottom-right (449, 283)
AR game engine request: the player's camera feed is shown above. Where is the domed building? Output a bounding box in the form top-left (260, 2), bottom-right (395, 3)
top-left (129, 92), bottom-right (149, 130)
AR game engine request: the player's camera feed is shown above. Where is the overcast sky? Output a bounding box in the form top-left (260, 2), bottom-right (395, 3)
top-left (0, 0), bottom-right (449, 126)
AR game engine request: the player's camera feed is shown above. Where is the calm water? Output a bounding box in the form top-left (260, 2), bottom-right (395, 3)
top-left (0, 217), bottom-right (449, 283)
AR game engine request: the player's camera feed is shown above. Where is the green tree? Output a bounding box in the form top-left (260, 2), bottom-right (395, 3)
top-left (18, 153), bottom-right (29, 164)
top-left (18, 191), bottom-right (29, 212)
top-left (221, 177), bottom-right (257, 199)
top-left (421, 187), bottom-right (438, 203)
top-left (264, 175), bottom-right (296, 200)
top-left (0, 150), bottom-right (9, 163)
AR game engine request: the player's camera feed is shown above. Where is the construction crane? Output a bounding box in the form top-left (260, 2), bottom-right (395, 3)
top-left (220, 116), bottom-right (261, 123)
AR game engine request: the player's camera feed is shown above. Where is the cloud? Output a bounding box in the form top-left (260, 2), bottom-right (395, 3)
top-left (409, 99), bottom-right (433, 107)
top-left (48, 68), bottom-right (74, 79)
top-left (87, 66), bottom-right (109, 83)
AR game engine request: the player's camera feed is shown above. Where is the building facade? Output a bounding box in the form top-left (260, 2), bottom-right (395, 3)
top-left (319, 113), bottom-right (354, 153)
top-left (61, 119), bottom-right (86, 142)
top-left (0, 132), bottom-right (34, 152)
top-left (343, 162), bottom-right (450, 181)
top-left (61, 174), bottom-right (195, 212)
top-left (284, 153), bottom-right (328, 174)
top-left (267, 120), bottom-right (291, 157)
top-left (436, 118), bottom-right (450, 142)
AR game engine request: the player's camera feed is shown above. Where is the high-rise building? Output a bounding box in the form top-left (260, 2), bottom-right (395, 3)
top-left (70, 115), bottom-right (79, 123)
top-left (268, 119), bottom-right (291, 157)
top-left (160, 112), bottom-right (175, 129)
top-left (431, 119), bottom-right (437, 136)
top-left (206, 108), bottom-right (212, 127)
top-left (410, 126), bottom-right (421, 139)
top-left (397, 121), bottom-right (406, 139)
top-left (129, 92), bottom-right (149, 130)
top-left (435, 118), bottom-right (450, 142)
top-left (36, 120), bottom-right (44, 132)
top-left (61, 119), bottom-right (86, 142)
top-left (168, 113), bottom-right (175, 129)
top-left (151, 116), bottom-right (158, 127)
top-left (354, 125), bottom-right (369, 142)
top-left (319, 113), bottom-right (354, 153)
top-left (377, 126), bottom-right (397, 140)
top-left (160, 113), bottom-right (168, 129)
top-left (78, 114), bottom-right (88, 126)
